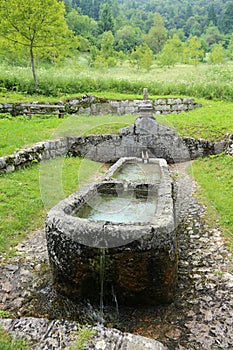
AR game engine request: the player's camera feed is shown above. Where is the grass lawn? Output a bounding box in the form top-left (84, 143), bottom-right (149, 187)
top-left (157, 99), bottom-right (233, 141)
top-left (0, 157), bottom-right (105, 254)
top-left (193, 154), bottom-right (233, 251)
top-left (0, 114), bottom-right (137, 157)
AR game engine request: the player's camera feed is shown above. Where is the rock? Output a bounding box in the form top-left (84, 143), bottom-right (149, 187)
top-left (165, 328), bottom-right (182, 340)
top-left (87, 326), bottom-right (167, 350)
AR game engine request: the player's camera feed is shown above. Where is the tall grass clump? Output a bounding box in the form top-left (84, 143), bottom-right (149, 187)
top-left (1, 62), bottom-right (233, 100)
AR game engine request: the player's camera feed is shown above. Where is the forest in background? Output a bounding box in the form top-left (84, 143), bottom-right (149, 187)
top-left (63, 0), bottom-right (233, 67)
top-left (0, 0), bottom-right (233, 92)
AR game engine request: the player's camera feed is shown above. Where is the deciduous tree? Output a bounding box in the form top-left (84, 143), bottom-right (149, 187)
top-left (115, 25), bottom-right (143, 53)
top-left (145, 13), bottom-right (167, 54)
top-left (157, 34), bottom-right (183, 67)
top-left (183, 36), bottom-right (204, 65)
top-left (0, 0), bottom-right (76, 92)
top-left (130, 44), bottom-right (154, 71)
top-left (208, 44), bottom-right (225, 64)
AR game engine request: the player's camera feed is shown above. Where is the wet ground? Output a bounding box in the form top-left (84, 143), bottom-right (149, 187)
top-left (0, 162), bottom-right (232, 349)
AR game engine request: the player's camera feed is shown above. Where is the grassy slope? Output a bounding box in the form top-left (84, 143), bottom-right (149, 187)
top-left (157, 99), bottom-right (233, 141)
top-left (192, 154), bottom-right (233, 250)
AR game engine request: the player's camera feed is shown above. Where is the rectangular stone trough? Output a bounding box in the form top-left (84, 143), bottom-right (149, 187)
top-left (45, 157), bottom-right (177, 306)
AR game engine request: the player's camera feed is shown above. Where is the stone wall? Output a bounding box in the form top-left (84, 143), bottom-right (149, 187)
top-left (0, 126), bottom-right (227, 174)
top-left (0, 139), bottom-right (68, 174)
top-left (0, 96), bottom-right (198, 116)
top-left (67, 119), bottom-right (227, 164)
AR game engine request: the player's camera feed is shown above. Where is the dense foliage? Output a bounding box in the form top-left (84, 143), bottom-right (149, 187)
top-left (70, 0), bottom-right (233, 36)
top-left (0, 0), bottom-right (233, 92)
top-left (64, 0), bottom-right (233, 69)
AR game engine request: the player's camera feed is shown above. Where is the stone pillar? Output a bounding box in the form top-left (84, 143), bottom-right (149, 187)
top-left (143, 88), bottom-right (148, 101)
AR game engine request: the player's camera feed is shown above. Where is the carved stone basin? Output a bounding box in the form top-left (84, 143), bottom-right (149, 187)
top-left (45, 158), bottom-right (177, 305)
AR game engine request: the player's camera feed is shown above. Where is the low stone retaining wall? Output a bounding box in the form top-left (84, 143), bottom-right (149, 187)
top-left (0, 131), bottom-right (227, 174)
top-left (0, 96), bottom-right (198, 116)
top-left (0, 139), bottom-right (68, 174)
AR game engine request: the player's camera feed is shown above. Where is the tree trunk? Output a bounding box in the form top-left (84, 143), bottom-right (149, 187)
top-left (30, 43), bottom-right (39, 93)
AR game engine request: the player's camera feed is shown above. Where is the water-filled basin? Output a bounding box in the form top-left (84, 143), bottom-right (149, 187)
top-left (112, 162), bottom-right (161, 183)
top-left (74, 184), bottom-right (158, 224)
top-left (45, 157), bottom-right (177, 305)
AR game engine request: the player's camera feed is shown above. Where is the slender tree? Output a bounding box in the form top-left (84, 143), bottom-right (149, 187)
top-left (157, 34), bottom-right (183, 67)
top-left (98, 3), bottom-right (115, 34)
top-left (183, 36), bottom-right (204, 66)
top-left (145, 13), bottom-right (167, 54)
top-left (0, 0), bottom-right (76, 92)
top-left (130, 44), bottom-right (154, 71)
top-left (208, 44), bottom-right (225, 64)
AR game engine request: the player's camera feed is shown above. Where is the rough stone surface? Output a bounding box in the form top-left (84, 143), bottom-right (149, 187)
top-left (0, 117), bottom-right (227, 174)
top-left (0, 96), bottom-right (199, 117)
top-left (45, 158), bottom-right (177, 305)
top-left (225, 132), bottom-right (233, 156)
top-left (0, 161), bottom-right (232, 349)
top-left (88, 326), bottom-right (167, 349)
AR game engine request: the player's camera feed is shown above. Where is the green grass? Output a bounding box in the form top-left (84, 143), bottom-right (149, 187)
top-left (0, 114), bottom-right (137, 157)
top-left (192, 154), bottom-right (233, 251)
top-left (0, 98), bottom-right (232, 158)
top-left (0, 327), bottom-right (28, 350)
top-left (0, 157), bottom-right (105, 254)
top-left (1, 61), bottom-right (233, 100)
top-left (0, 115), bottom-right (63, 156)
top-left (157, 99), bottom-right (233, 141)
top-left (69, 326), bottom-right (95, 350)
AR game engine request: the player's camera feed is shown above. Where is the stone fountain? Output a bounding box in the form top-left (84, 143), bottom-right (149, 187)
top-left (45, 89), bottom-right (177, 307)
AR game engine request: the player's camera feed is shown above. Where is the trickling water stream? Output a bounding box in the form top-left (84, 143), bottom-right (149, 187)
top-left (99, 248), bottom-right (105, 325)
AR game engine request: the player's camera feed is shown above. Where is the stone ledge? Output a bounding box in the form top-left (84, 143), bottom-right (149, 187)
top-left (0, 96), bottom-right (199, 117)
top-left (0, 318), bottom-right (167, 350)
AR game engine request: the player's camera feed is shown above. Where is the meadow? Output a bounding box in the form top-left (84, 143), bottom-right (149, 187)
top-left (0, 61), bottom-right (232, 256)
top-left (0, 59), bottom-right (233, 100)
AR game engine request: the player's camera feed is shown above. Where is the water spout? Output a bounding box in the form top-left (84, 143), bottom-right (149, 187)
top-left (142, 150), bottom-right (149, 163)
top-left (123, 182), bottom-right (128, 191)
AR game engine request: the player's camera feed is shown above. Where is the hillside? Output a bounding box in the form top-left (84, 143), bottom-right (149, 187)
top-left (70, 0), bottom-right (233, 35)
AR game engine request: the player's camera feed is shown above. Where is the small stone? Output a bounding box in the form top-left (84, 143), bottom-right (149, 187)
top-left (6, 264), bottom-right (18, 272)
top-left (165, 328), bottom-right (182, 340)
top-left (1, 282), bottom-right (13, 293)
top-left (204, 310), bottom-right (213, 322)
